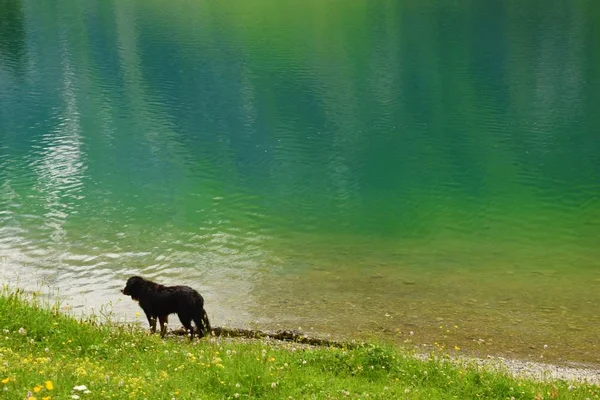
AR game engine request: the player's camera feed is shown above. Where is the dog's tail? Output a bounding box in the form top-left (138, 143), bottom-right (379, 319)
top-left (201, 309), bottom-right (211, 332)
top-left (192, 294), bottom-right (211, 337)
top-left (193, 308), bottom-right (211, 337)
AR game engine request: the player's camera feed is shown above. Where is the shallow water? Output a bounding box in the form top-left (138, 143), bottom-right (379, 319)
top-left (1, 0), bottom-right (599, 364)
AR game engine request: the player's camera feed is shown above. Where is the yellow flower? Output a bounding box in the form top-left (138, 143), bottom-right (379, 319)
top-left (45, 381), bottom-right (54, 390)
top-left (1, 377), bottom-right (9, 384)
top-left (43, 397), bottom-right (51, 400)
top-left (27, 397), bottom-right (37, 400)
top-left (34, 385), bottom-right (43, 393)
top-left (454, 345), bottom-right (461, 351)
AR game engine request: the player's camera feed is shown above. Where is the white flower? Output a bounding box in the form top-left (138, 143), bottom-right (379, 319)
top-left (271, 382), bottom-right (277, 388)
top-left (72, 396), bottom-right (80, 400)
top-left (73, 385), bottom-right (88, 391)
top-left (234, 394), bottom-right (240, 399)
top-left (18, 328), bottom-right (26, 335)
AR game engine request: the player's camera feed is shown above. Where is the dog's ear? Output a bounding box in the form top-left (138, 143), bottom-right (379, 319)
top-left (123, 276), bottom-right (143, 294)
top-left (126, 276), bottom-right (143, 286)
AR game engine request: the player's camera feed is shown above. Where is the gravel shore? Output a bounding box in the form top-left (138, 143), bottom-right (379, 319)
top-left (473, 356), bottom-right (600, 385)
top-left (440, 354), bottom-right (600, 385)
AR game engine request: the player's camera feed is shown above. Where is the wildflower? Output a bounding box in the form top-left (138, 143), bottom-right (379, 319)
top-left (34, 385), bottom-right (43, 393)
top-left (18, 328), bottom-right (26, 335)
top-left (454, 346), bottom-right (460, 351)
top-left (1, 377), bottom-right (9, 384)
top-left (234, 394), bottom-right (240, 399)
top-left (73, 385), bottom-right (88, 391)
top-left (271, 382), bottom-right (277, 388)
top-left (43, 397), bottom-right (51, 400)
top-left (45, 381), bottom-right (53, 390)
top-left (72, 396), bottom-right (80, 400)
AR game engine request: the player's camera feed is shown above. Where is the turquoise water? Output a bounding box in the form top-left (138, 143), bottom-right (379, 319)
top-left (1, 0), bottom-right (599, 364)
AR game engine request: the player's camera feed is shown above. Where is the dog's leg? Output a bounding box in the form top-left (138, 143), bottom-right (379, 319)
top-left (178, 312), bottom-right (194, 339)
top-left (145, 312), bottom-right (157, 334)
top-left (159, 315), bottom-right (169, 338)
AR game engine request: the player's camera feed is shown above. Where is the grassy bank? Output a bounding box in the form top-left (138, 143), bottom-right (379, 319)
top-left (0, 288), bottom-right (598, 400)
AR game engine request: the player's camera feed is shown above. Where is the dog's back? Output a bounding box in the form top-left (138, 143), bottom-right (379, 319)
top-left (147, 285), bottom-right (204, 316)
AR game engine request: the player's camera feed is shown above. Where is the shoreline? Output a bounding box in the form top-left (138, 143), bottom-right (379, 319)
top-left (438, 354), bottom-right (600, 385)
top-left (171, 326), bottom-right (600, 385)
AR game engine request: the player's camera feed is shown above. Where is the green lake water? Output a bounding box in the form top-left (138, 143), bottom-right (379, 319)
top-left (1, 0), bottom-right (599, 365)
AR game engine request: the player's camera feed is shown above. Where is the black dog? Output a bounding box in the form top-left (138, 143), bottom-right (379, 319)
top-left (121, 276), bottom-right (211, 339)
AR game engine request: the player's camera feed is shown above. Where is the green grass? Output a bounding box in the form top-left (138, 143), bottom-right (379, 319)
top-left (0, 287), bottom-right (598, 400)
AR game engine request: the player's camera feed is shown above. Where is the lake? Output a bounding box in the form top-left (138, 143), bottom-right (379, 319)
top-left (1, 0), bottom-right (599, 365)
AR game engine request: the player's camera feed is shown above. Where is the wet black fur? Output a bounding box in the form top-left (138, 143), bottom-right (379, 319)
top-left (121, 276), bottom-right (211, 339)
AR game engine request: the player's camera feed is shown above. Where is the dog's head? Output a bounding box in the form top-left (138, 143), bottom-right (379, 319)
top-left (121, 276), bottom-right (146, 300)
